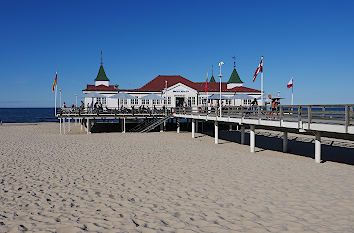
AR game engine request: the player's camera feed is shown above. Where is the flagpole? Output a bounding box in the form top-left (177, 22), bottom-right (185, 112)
top-left (55, 84), bottom-right (57, 116)
top-left (261, 58), bottom-right (264, 106)
top-left (206, 72), bottom-right (208, 109)
top-left (291, 77), bottom-right (294, 105)
top-left (54, 71), bottom-right (57, 116)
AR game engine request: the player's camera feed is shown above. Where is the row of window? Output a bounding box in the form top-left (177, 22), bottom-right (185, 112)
top-left (96, 97), bottom-right (172, 106)
top-left (95, 96), bottom-right (252, 106)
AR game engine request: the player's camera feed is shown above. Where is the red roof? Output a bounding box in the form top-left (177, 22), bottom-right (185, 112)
top-left (194, 82), bottom-right (261, 93)
top-left (84, 75), bottom-right (261, 93)
top-left (83, 85), bottom-right (118, 91)
top-left (125, 75), bottom-right (260, 93)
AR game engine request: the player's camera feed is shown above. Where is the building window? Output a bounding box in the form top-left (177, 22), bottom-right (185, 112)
top-left (226, 99), bottom-right (231, 105)
top-left (243, 99), bottom-right (252, 105)
top-left (146, 100), bottom-right (150, 105)
top-left (187, 97), bottom-right (191, 106)
top-left (167, 97), bottom-right (171, 105)
top-left (132, 98), bottom-right (138, 105)
top-left (124, 99), bottom-right (127, 105)
top-left (96, 97), bottom-right (101, 103)
top-left (153, 100), bottom-right (157, 105)
top-left (142, 99), bottom-right (146, 105)
top-left (191, 97), bottom-right (196, 106)
top-left (120, 99), bottom-right (124, 105)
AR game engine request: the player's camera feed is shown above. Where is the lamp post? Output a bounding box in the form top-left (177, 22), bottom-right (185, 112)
top-left (59, 89), bottom-right (62, 108)
top-left (218, 61), bottom-right (224, 116)
top-left (75, 94), bottom-right (78, 107)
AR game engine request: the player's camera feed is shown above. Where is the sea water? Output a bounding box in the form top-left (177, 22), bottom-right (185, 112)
top-left (0, 108), bottom-right (57, 123)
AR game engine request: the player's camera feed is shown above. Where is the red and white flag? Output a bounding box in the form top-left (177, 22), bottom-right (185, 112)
top-left (253, 56), bottom-right (263, 82)
top-left (287, 78), bottom-right (293, 88)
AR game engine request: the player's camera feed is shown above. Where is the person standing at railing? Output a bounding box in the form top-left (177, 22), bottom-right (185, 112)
top-left (62, 102), bottom-right (67, 108)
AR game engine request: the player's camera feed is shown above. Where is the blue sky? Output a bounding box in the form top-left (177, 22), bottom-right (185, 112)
top-left (0, 0), bottom-right (353, 107)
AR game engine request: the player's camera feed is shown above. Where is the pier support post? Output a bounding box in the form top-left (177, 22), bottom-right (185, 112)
top-left (160, 122), bottom-right (163, 132)
top-left (123, 117), bottom-right (126, 133)
top-left (250, 125), bottom-right (255, 153)
top-left (315, 131), bottom-right (321, 163)
top-left (192, 119), bottom-right (195, 138)
top-left (63, 118), bottom-right (66, 135)
top-left (229, 124), bottom-right (232, 131)
top-left (214, 121), bottom-right (219, 144)
top-left (87, 119), bottom-right (91, 134)
top-left (195, 120), bottom-right (198, 133)
top-left (68, 118), bottom-right (71, 132)
top-left (59, 118), bottom-right (62, 135)
top-left (283, 131), bottom-right (288, 153)
top-left (240, 125), bottom-right (245, 145)
top-left (177, 118), bottom-right (180, 134)
top-left (80, 118), bottom-right (83, 131)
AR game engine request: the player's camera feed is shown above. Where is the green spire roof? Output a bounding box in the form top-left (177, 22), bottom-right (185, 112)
top-left (227, 68), bottom-right (243, 84)
top-left (209, 75), bottom-right (216, 82)
top-left (95, 64), bottom-right (110, 81)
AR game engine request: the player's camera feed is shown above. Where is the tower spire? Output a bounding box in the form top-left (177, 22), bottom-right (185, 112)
top-left (232, 56), bottom-right (236, 68)
top-left (100, 50), bottom-right (103, 65)
top-left (212, 64), bottom-right (214, 76)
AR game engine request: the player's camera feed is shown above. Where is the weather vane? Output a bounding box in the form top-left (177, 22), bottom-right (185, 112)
top-left (100, 50), bottom-right (103, 65)
top-left (232, 56), bottom-right (236, 68)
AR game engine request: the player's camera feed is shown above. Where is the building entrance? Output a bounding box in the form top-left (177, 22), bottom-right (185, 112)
top-left (175, 97), bottom-right (185, 107)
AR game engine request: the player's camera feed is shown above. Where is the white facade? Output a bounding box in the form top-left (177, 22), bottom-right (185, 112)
top-left (83, 82), bottom-right (261, 109)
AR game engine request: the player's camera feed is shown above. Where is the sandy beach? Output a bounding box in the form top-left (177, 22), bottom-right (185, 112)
top-left (0, 123), bottom-right (353, 233)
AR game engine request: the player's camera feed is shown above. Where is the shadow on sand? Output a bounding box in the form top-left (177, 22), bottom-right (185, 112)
top-left (201, 129), bottom-right (354, 166)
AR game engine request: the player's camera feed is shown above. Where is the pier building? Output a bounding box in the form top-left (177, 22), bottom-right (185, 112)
top-left (83, 63), bottom-right (261, 109)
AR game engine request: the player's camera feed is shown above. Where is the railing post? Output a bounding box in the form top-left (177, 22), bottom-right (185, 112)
top-left (298, 106), bottom-right (301, 129)
top-left (258, 106), bottom-right (261, 121)
top-left (345, 105), bottom-right (349, 133)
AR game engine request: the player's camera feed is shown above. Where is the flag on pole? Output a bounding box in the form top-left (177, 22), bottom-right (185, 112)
top-left (287, 78), bottom-right (293, 88)
top-left (52, 72), bottom-right (58, 92)
top-left (252, 56), bottom-right (263, 82)
top-left (205, 72), bottom-right (208, 92)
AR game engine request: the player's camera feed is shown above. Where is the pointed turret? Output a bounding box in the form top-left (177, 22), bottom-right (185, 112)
top-left (95, 64), bottom-right (110, 86)
top-left (209, 74), bottom-right (216, 82)
top-left (227, 68), bottom-right (243, 84)
top-left (95, 64), bottom-right (110, 81)
top-left (227, 58), bottom-right (243, 89)
top-left (209, 64), bottom-right (216, 82)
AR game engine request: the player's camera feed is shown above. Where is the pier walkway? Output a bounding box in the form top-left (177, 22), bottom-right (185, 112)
top-left (174, 105), bottom-right (354, 163)
top-left (57, 104), bottom-right (354, 163)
